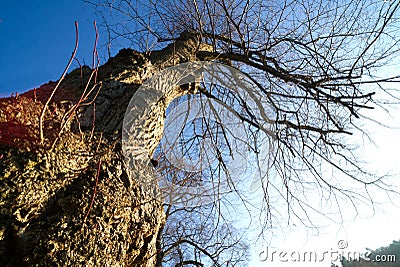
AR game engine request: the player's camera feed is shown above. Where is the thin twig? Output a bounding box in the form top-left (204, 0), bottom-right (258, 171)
top-left (92, 20), bottom-right (100, 92)
top-left (83, 159), bottom-right (102, 225)
top-left (89, 102), bottom-right (96, 141)
top-left (39, 21), bottom-right (79, 144)
top-left (50, 20), bottom-right (101, 149)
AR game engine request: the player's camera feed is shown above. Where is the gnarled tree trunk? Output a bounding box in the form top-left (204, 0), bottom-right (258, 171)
top-left (0, 32), bottom-right (208, 266)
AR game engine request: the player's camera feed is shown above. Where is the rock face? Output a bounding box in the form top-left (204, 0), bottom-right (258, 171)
top-left (0, 32), bottom-right (209, 266)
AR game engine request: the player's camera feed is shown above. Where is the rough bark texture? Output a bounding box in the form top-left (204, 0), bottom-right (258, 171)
top-left (0, 32), bottom-right (210, 266)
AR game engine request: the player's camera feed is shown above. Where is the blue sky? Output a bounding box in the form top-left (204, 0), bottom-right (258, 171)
top-left (0, 1), bottom-right (100, 97)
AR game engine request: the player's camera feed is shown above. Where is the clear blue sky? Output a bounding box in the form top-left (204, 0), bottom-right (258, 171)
top-left (0, 1), bottom-right (100, 97)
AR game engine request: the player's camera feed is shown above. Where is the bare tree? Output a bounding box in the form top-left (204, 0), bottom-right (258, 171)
top-left (85, 0), bottom-right (400, 265)
top-left (151, 139), bottom-right (251, 266)
top-left (155, 204), bottom-right (249, 266)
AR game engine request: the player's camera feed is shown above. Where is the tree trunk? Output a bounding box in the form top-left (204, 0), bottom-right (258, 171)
top-left (0, 32), bottom-right (207, 266)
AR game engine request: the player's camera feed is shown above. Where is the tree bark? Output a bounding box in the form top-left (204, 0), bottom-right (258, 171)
top-left (0, 32), bottom-right (208, 266)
